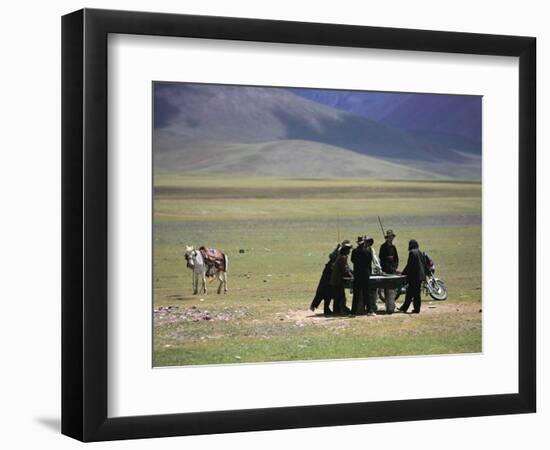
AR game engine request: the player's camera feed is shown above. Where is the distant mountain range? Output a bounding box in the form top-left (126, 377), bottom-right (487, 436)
top-left (153, 83), bottom-right (481, 180)
top-left (289, 89), bottom-right (482, 143)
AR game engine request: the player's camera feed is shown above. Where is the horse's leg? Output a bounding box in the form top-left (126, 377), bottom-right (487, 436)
top-left (216, 271), bottom-right (223, 294)
top-left (225, 255), bottom-right (228, 293)
top-left (201, 270), bottom-right (207, 295)
top-left (223, 271), bottom-right (228, 293)
top-left (192, 271), bottom-right (198, 295)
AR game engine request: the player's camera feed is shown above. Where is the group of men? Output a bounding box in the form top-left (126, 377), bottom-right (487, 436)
top-left (310, 229), bottom-right (427, 316)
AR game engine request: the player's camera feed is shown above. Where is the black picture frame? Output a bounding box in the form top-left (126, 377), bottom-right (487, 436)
top-left (61, 8), bottom-right (536, 442)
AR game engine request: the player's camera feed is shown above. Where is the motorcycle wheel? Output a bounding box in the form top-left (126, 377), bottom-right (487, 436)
top-left (427, 278), bottom-right (448, 301)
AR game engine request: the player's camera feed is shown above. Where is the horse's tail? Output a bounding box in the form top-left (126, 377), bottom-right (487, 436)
top-left (223, 253), bottom-right (228, 273)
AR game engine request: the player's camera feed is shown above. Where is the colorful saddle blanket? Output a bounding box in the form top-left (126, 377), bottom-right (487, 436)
top-left (200, 247), bottom-right (226, 272)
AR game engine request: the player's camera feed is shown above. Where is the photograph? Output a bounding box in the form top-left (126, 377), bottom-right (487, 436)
top-left (152, 82), bottom-right (482, 367)
top-left (0, 0), bottom-right (543, 446)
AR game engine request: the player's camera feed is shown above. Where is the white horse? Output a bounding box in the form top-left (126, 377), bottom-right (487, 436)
top-left (184, 245), bottom-right (228, 295)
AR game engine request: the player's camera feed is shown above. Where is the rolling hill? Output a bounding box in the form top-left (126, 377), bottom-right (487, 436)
top-left (154, 134), bottom-right (442, 179)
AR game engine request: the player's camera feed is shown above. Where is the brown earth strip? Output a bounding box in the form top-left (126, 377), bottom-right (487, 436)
top-left (155, 185), bottom-right (480, 200)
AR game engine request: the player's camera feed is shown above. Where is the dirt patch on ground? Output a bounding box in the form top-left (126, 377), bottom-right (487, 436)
top-left (154, 305), bottom-right (251, 326)
top-left (285, 302), bottom-right (481, 326)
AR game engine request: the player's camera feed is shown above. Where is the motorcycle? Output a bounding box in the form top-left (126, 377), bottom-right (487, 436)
top-left (377, 253), bottom-right (448, 302)
top-left (422, 269), bottom-right (448, 301)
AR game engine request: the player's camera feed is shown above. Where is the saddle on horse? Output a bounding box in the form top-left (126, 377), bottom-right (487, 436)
top-left (199, 247), bottom-right (226, 275)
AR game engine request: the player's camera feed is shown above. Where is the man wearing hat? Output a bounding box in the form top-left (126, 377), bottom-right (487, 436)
top-left (380, 230), bottom-right (399, 273)
top-left (329, 241), bottom-right (353, 314)
top-left (351, 235), bottom-right (374, 315)
top-left (310, 240), bottom-right (352, 315)
top-left (379, 230), bottom-right (399, 314)
top-left (365, 236), bottom-right (382, 313)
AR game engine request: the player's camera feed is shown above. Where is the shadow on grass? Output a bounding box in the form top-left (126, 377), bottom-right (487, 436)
top-left (307, 312), bottom-right (357, 319)
top-left (308, 309), bottom-right (410, 318)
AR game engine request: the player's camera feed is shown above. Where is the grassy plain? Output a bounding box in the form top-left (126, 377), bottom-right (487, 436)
top-left (153, 174), bottom-right (482, 366)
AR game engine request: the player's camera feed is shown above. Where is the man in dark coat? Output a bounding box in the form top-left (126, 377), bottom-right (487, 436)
top-left (379, 229), bottom-right (399, 314)
top-left (399, 239), bottom-right (426, 314)
top-left (329, 242), bottom-right (353, 314)
top-left (351, 235), bottom-right (373, 315)
top-left (379, 229), bottom-right (399, 274)
top-left (310, 241), bottom-right (350, 314)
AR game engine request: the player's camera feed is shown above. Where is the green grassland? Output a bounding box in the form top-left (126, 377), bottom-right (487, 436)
top-left (153, 175), bottom-right (482, 366)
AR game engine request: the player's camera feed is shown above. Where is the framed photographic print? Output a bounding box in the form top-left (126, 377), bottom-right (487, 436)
top-left (61, 8), bottom-right (536, 442)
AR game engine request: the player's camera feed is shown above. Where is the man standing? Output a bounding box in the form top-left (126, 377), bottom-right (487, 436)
top-left (379, 230), bottom-right (399, 314)
top-left (310, 240), bottom-right (351, 315)
top-left (329, 242), bottom-right (353, 314)
top-left (400, 239), bottom-right (426, 314)
top-left (351, 235), bottom-right (374, 315)
top-left (379, 230), bottom-right (399, 273)
top-left (365, 236), bottom-right (380, 314)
